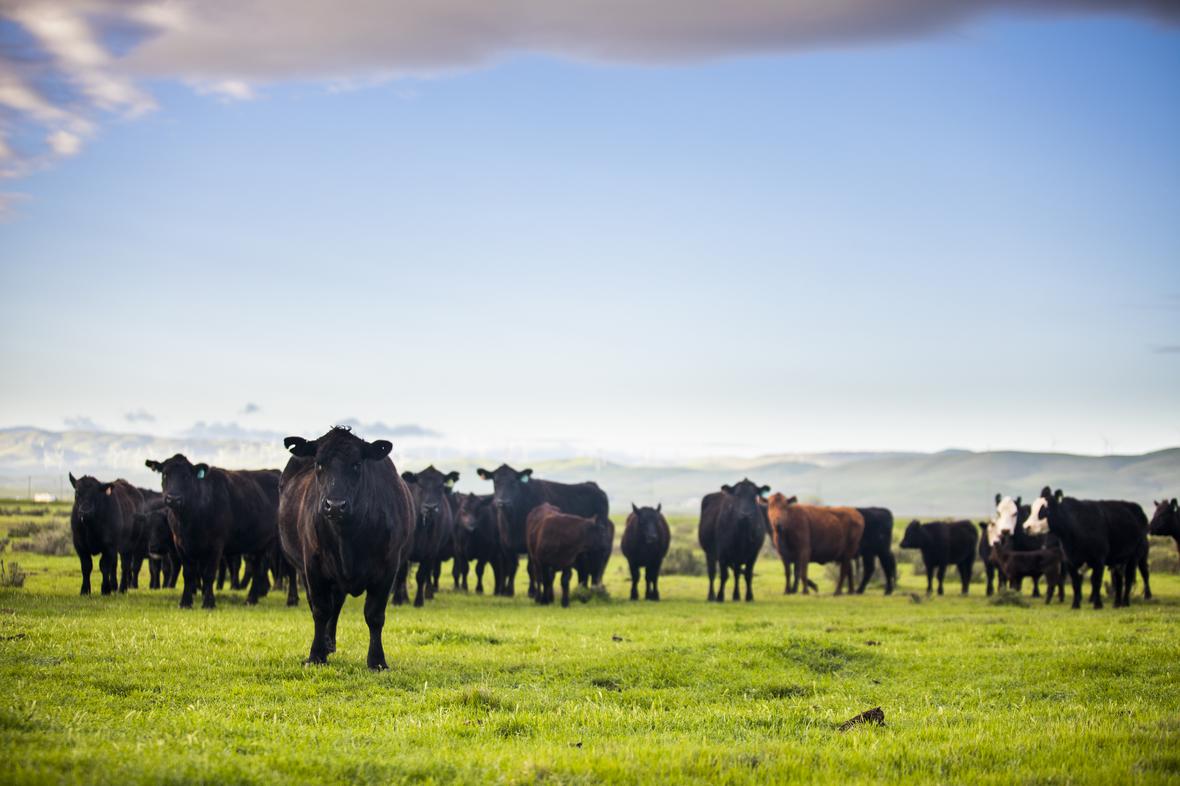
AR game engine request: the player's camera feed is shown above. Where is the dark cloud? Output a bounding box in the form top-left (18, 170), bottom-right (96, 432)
top-left (240, 402), bottom-right (261, 415)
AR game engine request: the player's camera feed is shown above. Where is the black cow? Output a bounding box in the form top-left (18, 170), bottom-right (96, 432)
top-left (855, 507), bottom-right (896, 595)
top-left (699, 479), bottom-right (770, 603)
top-left (69, 473), bottom-right (144, 595)
top-left (1028, 487), bottom-right (1148, 609)
top-left (621, 504), bottom-right (671, 601)
top-left (1150, 498), bottom-right (1179, 557)
top-left (279, 428), bottom-right (413, 669)
top-left (476, 465), bottom-right (612, 597)
top-left (899, 520), bottom-right (978, 595)
top-left (452, 492), bottom-right (504, 594)
top-left (132, 491), bottom-right (173, 589)
top-left (145, 454), bottom-right (280, 609)
top-left (977, 522), bottom-right (1006, 597)
top-left (395, 466), bottom-right (459, 607)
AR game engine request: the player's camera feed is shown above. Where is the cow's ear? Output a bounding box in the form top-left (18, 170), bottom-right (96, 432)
top-left (145, 460), bottom-right (162, 473)
top-left (1054, 489), bottom-right (1063, 503)
top-left (656, 503), bottom-right (662, 513)
top-left (103, 483), bottom-right (113, 496)
top-left (631, 503), bottom-right (639, 514)
top-left (401, 471), bottom-right (417, 484)
top-left (284, 437), bottom-right (318, 458)
top-left (787, 495), bottom-right (798, 504)
top-left (194, 464), bottom-right (209, 480)
top-left (721, 484), bottom-right (733, 494)
top-left (1015, 496), bottom-right (1022, 508)
top-left (1039, 485), bottom-right (1052, 500)
top-left (994, 493), bottom-right (1001, 505)
top-left (363, 440), bottom-right (392, 461)
top-left (1172, 498), bottom-right (1178, 511)
top-left (519, 468), bottom-right (533, 483)
top-left (759, 485), bottom-right (771, 497)
top-left (445, 471), bottom-right (460, 486)
top-left (69, 472), bottom-right (78, 489)
top-left (477, 468), bottom-right (492, 480)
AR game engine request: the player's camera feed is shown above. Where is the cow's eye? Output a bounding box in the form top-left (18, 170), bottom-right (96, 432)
top-left (316, 464), bottom-right (324, 473)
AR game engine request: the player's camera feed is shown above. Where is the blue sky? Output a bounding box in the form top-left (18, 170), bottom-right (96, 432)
top-left (1, 6), bottom-right (1178, 458)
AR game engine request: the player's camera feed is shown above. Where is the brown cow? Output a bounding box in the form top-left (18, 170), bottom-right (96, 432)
top-left (526, 502), bottom-right (606, 607)
top-left (766, 494), bottom-right (864, 595)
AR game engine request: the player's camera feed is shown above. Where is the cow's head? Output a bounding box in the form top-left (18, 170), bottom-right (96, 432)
top-left (145, 454), bottom-right (209, 511)
top-left (476, 464), bottom-right (533, 516)
top-left (720, 478), bottom-right (770, 528)
top-left (1149, 498), bottom-right (1179, 538)
top-left (899, 520), bottom-right (926, 549)
top-left (630, 503), bottom-right (663, 545)
top-left (282, 427), bottom-right (392, 522)
top-left (69, 473), bottom-right (112, 521)
top-left (142, 503), bottom-right (173, 558)
top-left (1024, 487), bottom-right (1060, 536)
top-left (453, 493), bottom-right (479, 533)
top-left (990, 495), bottom-right (1022, 546)
top-left (402, 466), bottom-right (459, 531)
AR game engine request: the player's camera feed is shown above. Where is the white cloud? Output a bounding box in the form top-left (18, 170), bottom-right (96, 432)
top-left (0, 0), bottom-right (1176, 210)
top-left (46, 129), bottom-right (81, 156)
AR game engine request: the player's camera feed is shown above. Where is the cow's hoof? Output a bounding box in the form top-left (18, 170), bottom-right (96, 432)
top-left (202, 599), bottom-right (215, 610)
top-left (368, 661), bottom-right (388, 672)
top-left (245, 596), bottom-right (259, 606)
top-left (286, 598), bottom-right (299, 607)
top-left (303, 655), bottom-right (328, 666)
top-left (413, 598), bottom-right (424, 608)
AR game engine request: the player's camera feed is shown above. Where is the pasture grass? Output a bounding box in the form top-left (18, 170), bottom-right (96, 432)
top-left (1, 504), bottom-right (1178, 784)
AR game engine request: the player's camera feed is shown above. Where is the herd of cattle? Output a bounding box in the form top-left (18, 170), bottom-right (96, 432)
top-left (64, 427), bottom-right (1179, 669)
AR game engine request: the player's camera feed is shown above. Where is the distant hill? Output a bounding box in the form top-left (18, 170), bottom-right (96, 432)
top-left (1, 427), bottom-right (1175, 518)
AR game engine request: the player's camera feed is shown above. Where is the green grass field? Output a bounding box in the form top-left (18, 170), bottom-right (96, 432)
top-left (1, 502), bottom-right (1178, 785)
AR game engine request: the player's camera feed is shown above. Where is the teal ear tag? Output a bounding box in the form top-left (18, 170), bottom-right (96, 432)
top-left (520, 475), bottom-right (529, 484)
top-left (197, 468), bottom-right (206, 480)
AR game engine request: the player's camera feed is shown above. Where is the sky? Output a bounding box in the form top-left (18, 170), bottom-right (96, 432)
top-left (0, 1), bottom-right (1178, 460)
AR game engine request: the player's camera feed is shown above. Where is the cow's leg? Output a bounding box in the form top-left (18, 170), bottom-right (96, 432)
top-left (325, 587), bottom-right (345, 654)
top-left (245, 553), bottom-right (267, 605)
top-left (856, 555), bottom-right (874, 594)
top-left (100, 549), bottom-right (117, 595)
top-left (285, 562), bottom-right (300, 607)
top-left (936, 564), bottom-right (947, 595)
top-left (364, 583), bottom-right (393, 671)
top-left (744, 562), bottom-right (754, 602)
top-left (304, 575), bottom-right (333, 665)
top-left (881, 549), bottom-right (897, 595)
top-left (78, 552), bottom-right (93, 595)
top-left (1045, 570), bottom-right (1057, 605)
top-left (629, 560), bottom-right (640, 601)
top-left (1138, 555), bottom-right (1152, 601)
top-left (201, 551), bottom-right (219, 609)
top-left (706, 554), bottom-right (717, 602)
top-left (924, 563), bottom-right (934, 595)
top-left (559, 567), bottom-right (572, 608)
top-left (1031, 575), bottom-right (1041, 598)
top-left (800, 559), bottom-right (811, 595)
top-left (716, 562), bottom-right (728, 604)
top-left (148, 558), bottom-right (160, 589)
top-left (179, 558), bottom-right (197, 608)
top-left (526, 557), bottom-right (538, 598)
top-left (651, 561), bottom-right (661, 601)
top-left (1089, 563), bottom-right (1104, 610)
top-left (1068, 565), bottom-right (1083, 609)
top-left (414, 562), bottom-right (430, 608)
top-left (732, 563), bottom-right (741, 602)
top-left (118, 550), bottom-right (130, 593)
top-left (959, 560), bottom-right (971, 595)
top-left (782, 556), bottom-right (792, 594)
top-left (985, 563), bottom-right (994, 597)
